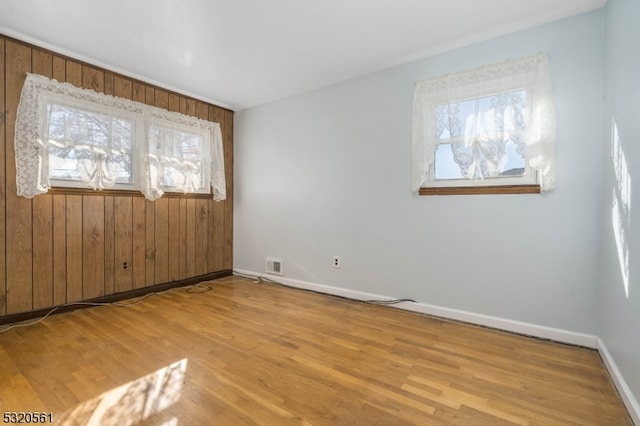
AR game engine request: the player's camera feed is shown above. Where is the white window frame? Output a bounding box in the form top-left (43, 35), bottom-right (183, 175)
top-left (425, 85), bottom-right (537, 188)
top-left (42, 93), bottom-right (142, 191)
top-left (146, 119), bottom-right (213, 196)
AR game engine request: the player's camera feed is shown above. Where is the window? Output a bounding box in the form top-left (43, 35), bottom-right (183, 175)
top-left (148, 125), bottom-right (207, 192)
top-left (15, 73), bottom-right (226, 201)
top-left (46, 101), bottom-right (136, 189)
top-left (412, 53), bottom-right (555, 195)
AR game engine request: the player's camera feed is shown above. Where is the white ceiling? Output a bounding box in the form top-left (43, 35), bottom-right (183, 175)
top-left (0, 0), bottom-right (605, 111)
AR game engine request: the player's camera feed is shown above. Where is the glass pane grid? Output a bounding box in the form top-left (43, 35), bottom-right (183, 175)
top-left (47, 103), bottom-right (134, 186)
top-left (150, 126), bottom-right (206, 192)
top-left (433, 89), bottom-right (528, 184)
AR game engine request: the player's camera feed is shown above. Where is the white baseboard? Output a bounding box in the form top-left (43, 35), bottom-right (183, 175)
top-left (233, 269), bottom-right (598, 348)
top-left (234, 269), bottom-right (638, 422)
top-left (598, 339), bottom-right (640, 425)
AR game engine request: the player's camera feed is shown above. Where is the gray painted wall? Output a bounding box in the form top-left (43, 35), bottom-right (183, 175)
top-left (235, 10), bottom-right (605, 334)
top-left (600, 0), bottom-right (640, 404)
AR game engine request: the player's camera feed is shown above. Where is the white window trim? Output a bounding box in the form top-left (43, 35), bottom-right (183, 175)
top-left (14, 73), bottom-right (226, 201)
top-left (40, 91), bottom-right (142, 191)
top-left (412, 53), bottom-right (555, 194)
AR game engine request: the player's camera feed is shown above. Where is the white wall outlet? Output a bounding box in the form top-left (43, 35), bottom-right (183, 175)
top-left (332, 256), bottom-right (341, 268)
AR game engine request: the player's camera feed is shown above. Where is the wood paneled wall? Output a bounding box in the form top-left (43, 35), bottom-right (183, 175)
top-left (0, 35), bottom-right (233, 317)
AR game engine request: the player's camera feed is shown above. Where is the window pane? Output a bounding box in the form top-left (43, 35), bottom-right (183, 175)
top-left (47, 103), bottom-right (133, 185)
top-left (434, 89), bottom-right (527, 181)
top-left (434, 142), bottom-right (525, 180)
top-left (434, 144), bottom-right (464, 180)
top-left (437, 89), bottom-right (527, 143)
top-left (149, 126), bottom-right (206, 191)
top-left (502, 142), bottom-right (526, 176)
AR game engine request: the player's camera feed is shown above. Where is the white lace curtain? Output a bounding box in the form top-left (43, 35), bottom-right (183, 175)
top-left (14, 73), bottom-right (226, 201)
top-left (412, 53), bottom-right (555, 192)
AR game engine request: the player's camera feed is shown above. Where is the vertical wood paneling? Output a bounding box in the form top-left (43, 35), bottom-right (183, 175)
top-left (132, 82), bottom-right (145, 103)
top-left (168, 93), bottom-right (180, 113)
top-left (155, 89), bottom-right (168, 110)
top-left (66, 195), bottom-right (83, 303)
top-left (132, 197), bottom-right (146, 289)
top-left (32, 49), bottom-right (52, 76)
top-left (114, 76), bottom-right (132, 99)
top-left (168, 198), bottom-right (180, 281)
top-left (207, 197), bottom-right (216, 272)
top-left (31, 49), bottom-right (54, 310)
top-left (104, 196), bottom-right (116, 294)
top-left (82, 197), bottom-right (105, 300)
top-left (52, 196), bottom-right (66, 306)
top-left (223, 110), bottom-right (234, 269)
top-left (104, 197), bottom-right (115, 295)
top-left (196, 101), bottom-right (208, 121)
top-left (5, 41), bottom-right (33, 314)
top-left (186, 199), bottom-right (196, 277)
top-left (144, 200), bottom-right (155, 286)
top-left (81, 64), bottom-right (106, 301)
top-left (114, 197), bottom-right (133, 293)
top-left (212, 210), bottom-right (225, 271)
top-left (52, 56), bottom-right (65, 81)
top-left (65, 60), bottom-right (82, 87)
top-left (154, 198), bottom-right (169, 283)
top-left (196, 199), bottom-right (208, 275)
top-left (0, 36), bottom-right (233, 318)
top-left (104, 72), bottom-right (114, 96)
top-left (145, 86), bottom-right (155, 106)
top-left (179, 199), bottom-right (188, 279)
top-left (82, 65), bottom-right (103, 92)
top-left (0, 39), bottom-right (6, 315)
top-left (32, 195), bottom-right (53, 309)
top-left (186, 98), bottom-right (196, 117)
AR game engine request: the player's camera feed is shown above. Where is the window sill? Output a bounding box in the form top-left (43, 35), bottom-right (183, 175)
top-left (48, 187), bottom-right (214, 199)
top-left (419, 184), bottom-right (540, 196)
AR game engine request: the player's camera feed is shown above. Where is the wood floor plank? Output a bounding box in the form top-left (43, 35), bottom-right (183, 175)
top-left (0, 277), bottom-right (631, 425)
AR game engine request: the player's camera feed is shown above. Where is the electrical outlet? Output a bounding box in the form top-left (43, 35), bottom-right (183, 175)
top-left (332, 256), bottom-right (341, 268)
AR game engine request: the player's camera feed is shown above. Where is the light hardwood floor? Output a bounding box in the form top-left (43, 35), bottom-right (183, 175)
top-left (0, 276), bottom-right (631, 425)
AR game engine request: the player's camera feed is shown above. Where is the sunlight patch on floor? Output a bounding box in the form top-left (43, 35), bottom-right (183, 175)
top-left (55, 358), bottom-right (187, 426)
